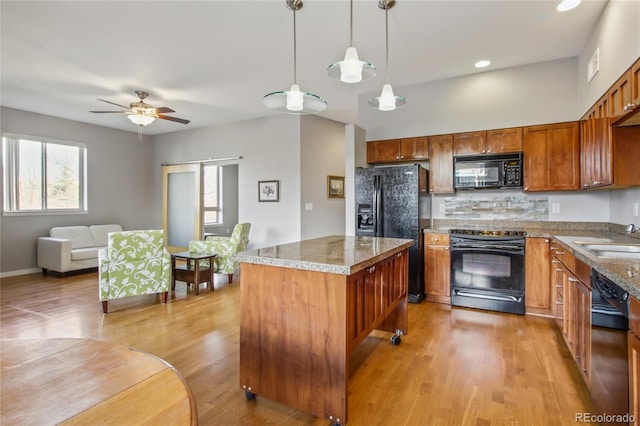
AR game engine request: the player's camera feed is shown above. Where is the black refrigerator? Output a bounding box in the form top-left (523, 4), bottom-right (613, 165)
top-left (355, 164), bottom-right (428, 303)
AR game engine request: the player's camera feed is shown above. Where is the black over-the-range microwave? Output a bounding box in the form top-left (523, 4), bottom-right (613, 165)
top-left (453, 152), bottom-right (523, 190)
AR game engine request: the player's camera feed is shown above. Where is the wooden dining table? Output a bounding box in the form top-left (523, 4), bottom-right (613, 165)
top-left (0, 337), bottom-right (198, 426)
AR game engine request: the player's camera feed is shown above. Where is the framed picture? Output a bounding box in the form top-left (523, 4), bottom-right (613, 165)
top-left (327, 175), bottom-right (345, 199)
top-left (258, 180), bottom-right (279, 202)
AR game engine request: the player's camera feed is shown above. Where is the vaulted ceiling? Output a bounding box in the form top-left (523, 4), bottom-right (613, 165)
top-left (1, 0), bottom-right (608, 135)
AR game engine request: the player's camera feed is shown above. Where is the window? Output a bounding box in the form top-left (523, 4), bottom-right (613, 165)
top-left (203, 165), bottom-right (222, 225)
top-left (3, 134), bottom-right (87, 214)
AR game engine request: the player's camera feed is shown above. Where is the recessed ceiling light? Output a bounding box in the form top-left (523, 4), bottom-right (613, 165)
top-left (557, 0), bottom-right (581, 12)
top-left (475, 60), bottom-right (491, 68)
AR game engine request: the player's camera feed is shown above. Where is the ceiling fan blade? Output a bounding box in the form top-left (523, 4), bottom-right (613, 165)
top-left (97, 99), bottom-right (130, 109)
top-left (158, 114), bottom-right (190, 124)
top-left (89, 110), bottom-right (126, 113)
top-left (155, 107), bottom-right (175, 114)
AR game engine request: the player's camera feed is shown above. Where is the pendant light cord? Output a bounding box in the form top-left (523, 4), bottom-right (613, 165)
top-left (349, 0), bottom-right (353, 46)
top-left (293, 7), bottom-right (297, 84)
top-left (385, 6), bottom-right (390, 84)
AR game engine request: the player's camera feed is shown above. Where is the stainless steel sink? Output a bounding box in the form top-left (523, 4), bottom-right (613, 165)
top-left (574, 241), bottom-right (640, 259)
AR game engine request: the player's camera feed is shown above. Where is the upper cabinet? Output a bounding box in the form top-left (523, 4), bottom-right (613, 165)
top-left (366, 137), bottom-right (428, 163)
top-left (453, 128), bottom-right (523, 156)
top-left (580, 56), bottom-right (640, 189)
top-left (523, 121), bottom-right (581, 192)
top-left (428, 134), bottom-right (454, 193)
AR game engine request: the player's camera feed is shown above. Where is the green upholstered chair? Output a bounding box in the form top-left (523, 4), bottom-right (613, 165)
top-left (98, 230), bottom-right (171, 313)
top-left (188, 223), bottom-right (251, 284)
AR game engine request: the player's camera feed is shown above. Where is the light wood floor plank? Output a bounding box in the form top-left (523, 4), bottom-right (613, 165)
top-left (0, 272), bottom-right (592, 425)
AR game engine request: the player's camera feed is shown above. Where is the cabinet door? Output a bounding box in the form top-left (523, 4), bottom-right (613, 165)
top-left (523, 121), bottom-right (580, 191)
top-left (367, 140), bottom-right (401, 163)
top-left (632, 58), bottom-right (640, 109)
top-left (573, 276), bottom-right (592, 385)
top-left (486, 127), bottom-right (523, 154)
top-left (610, 68), bottom-right (633, 119)
top-left (453, 131), bottom-right (487, 156)
top-left (424, 234), bottom-right (450, 304)
top-left (630, 332), bottom-right (640, 426)
top-left (428, 134), bottom-right (454, 193)
top-left (524, 238), bottom-right (551, 315)
top-left (400, 137), bottom-right (429, 160)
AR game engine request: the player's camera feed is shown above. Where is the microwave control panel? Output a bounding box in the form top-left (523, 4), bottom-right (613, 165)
top-left (504, 160), bottom-right (522, 185)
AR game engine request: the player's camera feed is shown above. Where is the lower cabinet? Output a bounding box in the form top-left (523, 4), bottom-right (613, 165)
top-left (551, 241), bottom-right (592, 387)
top-left (524, 238), bottom-right (552, 316)
top-left (424, 233), bottom-right (450, 304)
top-left (629, 296), bottom-right (640, 425)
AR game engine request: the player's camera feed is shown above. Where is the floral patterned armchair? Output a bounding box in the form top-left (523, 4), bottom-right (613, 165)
top-left (98, 230), bottom-right (171, 313)
top-left (188, 223), bottom-right (251, 284)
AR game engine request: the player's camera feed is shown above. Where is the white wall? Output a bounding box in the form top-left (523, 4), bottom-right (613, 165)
top-left (358, 57), bottom-right (579, 140)
top-left (0, 107), bottom-right (155, 274)
top-left (610, 188), bottom-right (640, 228)
top-left (152, 115), bottom-right (302, 250)
top-left (300, 115), bottom-right (346, 240)
top-left (344, 124), bottom-right (367, 236)
top-left (578, 0), bottom-right (640, 114)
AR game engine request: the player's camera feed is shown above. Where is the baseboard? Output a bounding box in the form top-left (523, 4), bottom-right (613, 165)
top-left (0, 268), bottom-right (42, 278)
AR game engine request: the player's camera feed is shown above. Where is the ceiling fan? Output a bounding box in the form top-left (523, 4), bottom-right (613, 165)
top-left (90, 90), bottom-right (190, 127)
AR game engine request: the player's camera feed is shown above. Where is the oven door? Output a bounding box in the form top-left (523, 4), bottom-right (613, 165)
top-left (450, 242), bottom-right (525, 314)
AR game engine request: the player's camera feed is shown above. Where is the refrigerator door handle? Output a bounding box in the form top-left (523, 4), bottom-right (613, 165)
top-left (373, 175), bottom-right (382, 237)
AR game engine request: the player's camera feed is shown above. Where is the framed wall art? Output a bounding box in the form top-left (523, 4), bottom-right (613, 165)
top-left (258, 180), bottom-right (279, 202)
top-left (327, 175), bottom-right (345, 199)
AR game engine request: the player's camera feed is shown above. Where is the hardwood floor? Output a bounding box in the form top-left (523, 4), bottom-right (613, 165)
top-left (0, 271), bottom-right (593, 425)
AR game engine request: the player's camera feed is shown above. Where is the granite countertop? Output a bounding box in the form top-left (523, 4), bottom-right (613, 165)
top-left (235, 235), bottom-right (414, 276)
top-left (424, 220), bottom-right (640, 299)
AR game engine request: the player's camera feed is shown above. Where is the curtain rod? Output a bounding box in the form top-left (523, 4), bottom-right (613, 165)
top-left (161, 156), bottom-right (243, 166)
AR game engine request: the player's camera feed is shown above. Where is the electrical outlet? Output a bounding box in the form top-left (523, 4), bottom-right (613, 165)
top-left (439, 203), bottom-right (445, 213)
top-left (634, 203), bottom-right (639, 217)
top-left (552, 203), bottom-right (560, 214)
top-left (305, 203), bottom-right (313, 211)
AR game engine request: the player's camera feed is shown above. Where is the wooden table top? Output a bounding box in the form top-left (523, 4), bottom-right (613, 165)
top-left (0, 338), bottom-right (198, 426)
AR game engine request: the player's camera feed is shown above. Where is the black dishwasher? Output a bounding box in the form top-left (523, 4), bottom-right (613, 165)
top-left (590, 269), bottom-right (630, 424)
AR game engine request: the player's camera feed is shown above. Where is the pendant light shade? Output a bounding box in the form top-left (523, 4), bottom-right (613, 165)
top-left (263, 0), bottom-right (326, 115)
top-left (327, 0), bottom-right (376, 83)
top-left (369, 0), bottom-right (406, 111)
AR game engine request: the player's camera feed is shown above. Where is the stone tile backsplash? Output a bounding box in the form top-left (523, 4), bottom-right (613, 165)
top-left (443, 195), bottom-right (548, 220)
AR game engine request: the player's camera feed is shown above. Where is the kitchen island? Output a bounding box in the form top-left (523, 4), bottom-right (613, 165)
top-left (235, 235), bottom-right (414, 425)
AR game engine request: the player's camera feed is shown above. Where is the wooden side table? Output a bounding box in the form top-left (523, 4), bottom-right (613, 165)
top-left (171, 251), bottom-right (217, 295)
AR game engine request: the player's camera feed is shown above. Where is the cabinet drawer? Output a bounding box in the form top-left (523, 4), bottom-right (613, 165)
top-left (424, 233), bottom-right (449, 246)
top-left (550, 241), bottom-right (575, 270)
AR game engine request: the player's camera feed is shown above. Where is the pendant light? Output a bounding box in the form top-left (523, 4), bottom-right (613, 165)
top-left (369, 0), bottom-right (407, 111)
top-left (263, 0), bottom-right (326, 115)
top-left (327, 0), bottom-right (376, 83)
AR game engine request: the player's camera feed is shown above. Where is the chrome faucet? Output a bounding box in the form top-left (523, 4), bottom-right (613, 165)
top-left (626, 224), bottom-right (638, 233)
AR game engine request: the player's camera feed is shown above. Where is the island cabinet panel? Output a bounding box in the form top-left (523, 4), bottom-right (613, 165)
top-left (524, 238), bottom-right (551, 316)
top-left (238, 244), bottom-right (409, 425)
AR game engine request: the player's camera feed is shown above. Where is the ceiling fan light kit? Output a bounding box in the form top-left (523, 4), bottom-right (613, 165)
top-left (263, 0), bottom-right (326, 115)
top-left (369, 0), bottom-right (406, 112)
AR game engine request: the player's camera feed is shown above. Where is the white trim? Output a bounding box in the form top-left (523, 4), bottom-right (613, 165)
top-left (1, 268), bottom-right (43, 278)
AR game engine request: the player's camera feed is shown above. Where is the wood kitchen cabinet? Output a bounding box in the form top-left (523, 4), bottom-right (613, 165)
top-left (522, 121), bottom-right (580, 192)
top-left (524, 238), bottom-right (551, 316)
top-left (580, 94), bottom-right (612, 189)
top-left (550, 241), bottom-right (591, 387)
top-left (629, 296), bottom-right (640, 425)
top-left (453, 128), bottom-right (523, 156)
top-left (367, 137), bottom-right (428, 163)
top-left (610, 67), bottom-right (633, 120)
top-left (428, 134), bottom-right (454, 193)
top-left (424, 233), bottom-right (450, 304)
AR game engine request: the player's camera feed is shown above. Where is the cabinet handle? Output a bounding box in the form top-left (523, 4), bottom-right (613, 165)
top-left (524, 187), bottom-right (528, 191)
top-left (555, 268), bottom-right (564, 272)
top-left (555, 251), bottom-right (565, 255)
top-left (368, 266), bottom-right (376, 273)
top-left (568, 277), bottom-right (579, 283)
top-left (556, 301), bottom-right (563, 305)
top-left (445, 247), bottom-right (449, 251)
top-left (593, 181), bottom-right (601, 185)
top-left (624, 103), bottom-right (637, 111)
top-left (396, 252), bottom-right (402, 258)
top-left (544, 239), bottom-right (549, 243)
top-left (552, 260), bottom-right (560, 264)
top-left (486, 149), bottom-right (491, 153)
top-left (556, 284), bottom-right (563, 288)
top-left (550, 246), bottom-right (558, 250)
top-left (434, 238), bottom-right (439, 242)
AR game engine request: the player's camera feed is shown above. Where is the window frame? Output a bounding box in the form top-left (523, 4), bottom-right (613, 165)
top-left (202, 164), bottom-right (222, 226)
top-left (2, 133), bottom-right (87, 216)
